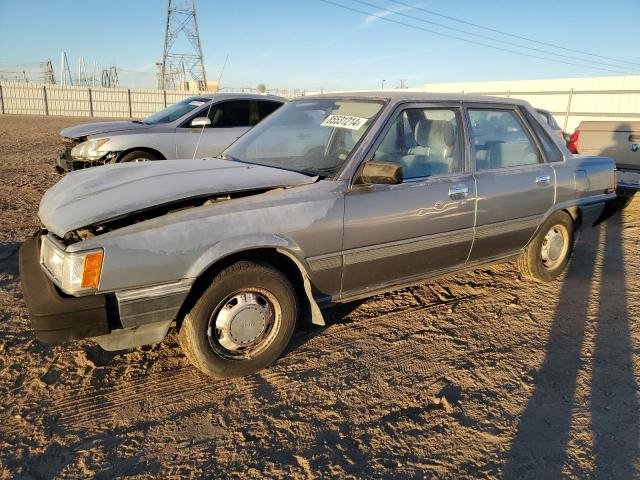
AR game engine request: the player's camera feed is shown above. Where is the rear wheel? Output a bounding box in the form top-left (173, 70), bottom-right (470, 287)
top-left (517, 211), bottom-right (574, 282)
top-left (178, 260), bottom-right (298, 378)
top-left (118, 150), bottom-right (159, 163)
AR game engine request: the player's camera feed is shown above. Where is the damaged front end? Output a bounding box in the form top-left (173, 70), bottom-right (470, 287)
top-left (61, 189), bottom-right (271, 244)
top-left (57, 136), bottom-right (117, 174)
top-left (23, 158), bottom-right (325, 350)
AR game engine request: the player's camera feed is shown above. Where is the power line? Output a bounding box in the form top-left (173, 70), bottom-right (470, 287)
top-left (386, 0), bottom-right (640, 68)
top-left (318, 0), bottom-right (635, 76)
top-left (351, 0), bottom-right (639, 74)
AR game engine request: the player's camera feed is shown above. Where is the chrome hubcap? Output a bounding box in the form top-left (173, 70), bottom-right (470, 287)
top-left (208, 290), bottom-right (279, 358)
top-left (541, 225), bottom-right (568, 269)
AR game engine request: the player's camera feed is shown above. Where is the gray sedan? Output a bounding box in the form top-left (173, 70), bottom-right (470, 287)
top-left (56, 93), bottom-right (284, 173)
top-left (20, 92), bottom-right (616, 378)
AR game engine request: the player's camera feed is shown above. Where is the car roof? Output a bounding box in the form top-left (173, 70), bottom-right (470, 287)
top-left (298, 90), bottom-right (531, 106)
top-left (190, 92), bottom-right (286, 102)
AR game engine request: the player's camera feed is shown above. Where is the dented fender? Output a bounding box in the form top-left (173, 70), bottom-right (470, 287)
top-left (186, 234), bottom-right (325, 326)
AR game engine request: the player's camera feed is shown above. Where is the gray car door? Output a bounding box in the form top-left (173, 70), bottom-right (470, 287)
top-left (174, 100), bottom-right (253, 158)
top-left (341, 104), bottom-right (476, 296)
top-left (466, 105), bottom-right (555, 262)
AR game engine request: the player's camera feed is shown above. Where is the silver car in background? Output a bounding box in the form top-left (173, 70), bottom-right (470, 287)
top-left (56, 93), bottom-right (284, 173)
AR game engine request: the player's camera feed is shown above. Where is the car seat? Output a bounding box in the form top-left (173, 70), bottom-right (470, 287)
top-left (401, 119), bottom-right (456, 178)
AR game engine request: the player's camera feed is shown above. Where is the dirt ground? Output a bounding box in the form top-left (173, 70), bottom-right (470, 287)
top-left (0, 114), bottom-right (638, 479)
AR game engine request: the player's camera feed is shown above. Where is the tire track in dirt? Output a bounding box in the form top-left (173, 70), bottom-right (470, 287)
top-left (49, 288), bottom-right (496, 428)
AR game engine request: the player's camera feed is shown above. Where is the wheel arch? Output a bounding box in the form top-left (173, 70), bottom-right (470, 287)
top-left (176, 245), bottom-right (325, 332)
top-left (115, 146), bottom-right (167, 162)
top-left (524, 206), bottom-right (577, 251)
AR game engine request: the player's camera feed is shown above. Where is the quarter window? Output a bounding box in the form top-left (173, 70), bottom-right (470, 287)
top-left (468, 109), bottom-right (541, 170)
top-left (372, 108), bottom-right (464, 179)
top-left (522, 108), bottom-right (563, 162)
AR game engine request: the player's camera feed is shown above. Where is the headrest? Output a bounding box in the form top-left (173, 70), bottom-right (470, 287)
top-left (414, 119), bottom-right (456, 148)
top-left (414, 118), bottom-right (431, 147)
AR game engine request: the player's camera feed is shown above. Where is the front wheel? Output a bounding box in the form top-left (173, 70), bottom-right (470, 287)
top-left (517, 211), bottom-right (574, 283)
top-left (178, 260), bottom-right (298, 378)
top-left (118, 150), bottom-right (159, 163)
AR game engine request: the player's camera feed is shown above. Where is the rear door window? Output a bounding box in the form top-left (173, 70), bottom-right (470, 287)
top-left (208, 100), bottom-right (252, 127)
top-left (468, 109), bottom-right (541, 170)
top-left (257, 101), bottom-right (282, 122)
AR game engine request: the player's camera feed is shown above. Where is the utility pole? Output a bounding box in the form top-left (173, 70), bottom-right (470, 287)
top-left (398, 79), bottom-right (407, 89)
top-left (160, 0), bottom-right (207, 91)
top-left (381, 79), bottom-right (386, 90)
top-left (60, 51), bottom-right (73, 86)
top-left (78, 57), bottom-right (89, 86)
top-left (92, 61), bottom-right (99, 86)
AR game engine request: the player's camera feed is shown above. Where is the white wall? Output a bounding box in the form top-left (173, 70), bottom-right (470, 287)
top-left (413, 76), bottom-right (640, 132)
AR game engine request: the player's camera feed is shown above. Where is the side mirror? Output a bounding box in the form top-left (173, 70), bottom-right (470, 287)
top-left (190, 117), bottom-right (211, 128)
top-left (355, 161), bottom-right (403, 185)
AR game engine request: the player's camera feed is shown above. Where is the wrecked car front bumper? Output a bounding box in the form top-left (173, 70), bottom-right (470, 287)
top-left (19, 233), bottom-right (192, 350)
top-left (19, 234), bottom-right (112, 343)
top-left (56, 153), bottom-right (112, 174)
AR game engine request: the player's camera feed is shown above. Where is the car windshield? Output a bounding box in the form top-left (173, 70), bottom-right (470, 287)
top-left (222, 98), bottom-right (386, 176)
top-left (142, 97), bottom-right (210, 125)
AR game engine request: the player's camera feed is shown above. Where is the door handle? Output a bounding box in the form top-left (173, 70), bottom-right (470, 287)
top-left (535, 175), bottom-right (551, 186)
top-left (448, 186), bottom-right (469, 199)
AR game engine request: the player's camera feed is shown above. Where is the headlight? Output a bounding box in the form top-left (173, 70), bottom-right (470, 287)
top-left (70, 138), bottom-right (110, 160)
top-left (40, 236), bottom-right (104, 293)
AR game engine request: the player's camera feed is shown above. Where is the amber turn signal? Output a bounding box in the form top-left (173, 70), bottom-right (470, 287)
top-left (81, 251), bottom-right (104, 289)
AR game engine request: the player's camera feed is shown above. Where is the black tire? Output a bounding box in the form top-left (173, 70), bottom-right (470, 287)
top-left (178, 260), bottom-right (298, 378)
top-left (517, 211), bottom-right (574, 283)
top-left (118, 150), bottom-right (159, 163)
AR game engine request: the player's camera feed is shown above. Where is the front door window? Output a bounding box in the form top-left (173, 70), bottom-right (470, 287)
top-left (372, 108), bottom-right (464, 179)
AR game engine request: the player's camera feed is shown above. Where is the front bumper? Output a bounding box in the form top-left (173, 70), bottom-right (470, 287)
top-left (19, 234), bottom-right (112, 343)
top-left (19, 233), bottom-right (192, 349)
top-left (56, 152), bottom-right (111, 174)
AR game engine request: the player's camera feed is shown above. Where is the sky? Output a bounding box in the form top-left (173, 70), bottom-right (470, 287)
top-left (0, 0), bottom-right (639, 91)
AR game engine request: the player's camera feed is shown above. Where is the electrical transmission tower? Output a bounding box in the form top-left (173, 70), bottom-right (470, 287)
top-left (41, 60), bottom-right (56, 84)
top-left (159, 0), bottom-right (207, 91)
top-left (101, 66), bottom-right (120, 88)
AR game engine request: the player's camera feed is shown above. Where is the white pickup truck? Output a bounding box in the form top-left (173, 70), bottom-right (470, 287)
top-left (568, 121), bottom-right (639, 206)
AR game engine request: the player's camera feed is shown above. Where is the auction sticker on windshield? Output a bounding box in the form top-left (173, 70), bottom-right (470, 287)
top-left (321, 115), bottom-right (368, 130)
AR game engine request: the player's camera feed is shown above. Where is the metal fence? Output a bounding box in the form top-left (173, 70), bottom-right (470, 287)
top-left (0, 81), bottom-right (211, 118)
top-left (0, 81), bottom-right (300, 118)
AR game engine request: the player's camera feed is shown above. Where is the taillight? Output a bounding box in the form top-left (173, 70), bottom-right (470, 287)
top-left (567, 130), bottom-right (580, 154)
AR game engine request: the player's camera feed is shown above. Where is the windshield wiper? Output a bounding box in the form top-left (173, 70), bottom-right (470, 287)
top-left (300, 166), bottom-right (336, 177)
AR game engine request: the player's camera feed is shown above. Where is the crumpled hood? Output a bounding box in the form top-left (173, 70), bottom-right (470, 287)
top-left (60, 121), bottom-right (153, 138)
top-left (39, 158), bottom-right (316, 237)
